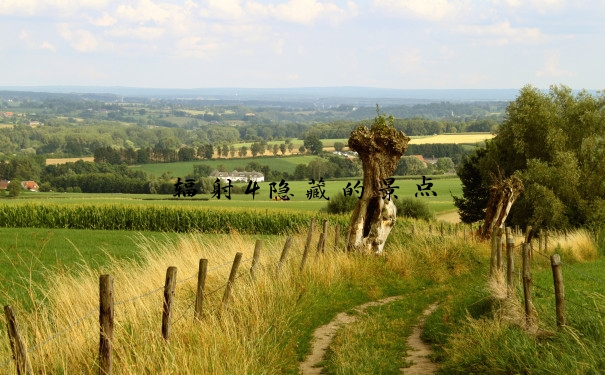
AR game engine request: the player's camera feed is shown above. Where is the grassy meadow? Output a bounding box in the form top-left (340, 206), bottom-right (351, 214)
top-left (0, 219), bottom-right (488, 374)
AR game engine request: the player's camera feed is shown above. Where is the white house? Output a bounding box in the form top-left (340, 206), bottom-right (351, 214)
top-left (209, 170), bottom-right (264, 182)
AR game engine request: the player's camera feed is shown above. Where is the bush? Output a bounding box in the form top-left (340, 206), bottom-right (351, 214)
top-left (394, 197), bottom-right (434, 221)
top-left (326, 192), bottom-right (358, 214)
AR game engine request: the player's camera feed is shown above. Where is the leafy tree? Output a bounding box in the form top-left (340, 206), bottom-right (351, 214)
top-left (298, 145), bottom-right (306, 154)
top-left (239, 146), bottom-right (248, 157)
top-left (304, 135), bottom-right (323, 155)
top-left (272, 144), bottom-right (279, 156)
top-left (8, 180), bottom-right (20, 197)
top-left (453, 148), bottom-right (490, 223)
top-left (203, 144), bottom-right (214, 159)
top-left (293, 164), bottom-right (307, 180)
top-left (333, 142), bottom-right (345, 152)
top-left (178, 147), bottom-right (196, 161)
top-left (279, 143), bottom-right (286, 155)
top-left (288, 143), bottom-right (294, 154)
top-left (457, 85), bottom-right (605, 229)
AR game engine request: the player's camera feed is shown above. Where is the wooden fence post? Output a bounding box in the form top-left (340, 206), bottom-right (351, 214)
top-left (221, 252), bottom-right (243, 310)
top-left (490, 227), bottom-right (498, 276)
top-left (162, 267), bottom-right (177, 341)
top-left (345, 226), bottom-right (352, 252)
top-left (250, 240), bottom-right (262, 279)
top-left (551, 254), bottom-right (566, 327)
top-left (99, 274), bottom-right (114, 375)
top-left (440, 222), bottom-right (444, 237)
top-left (522, 243), bottom-right (533, 325)
top-left (497, 227), bottom-right (504, 271)
top-left (525, 226), bottom-right (533, 261)
top-left (315, 233), bottom-right (325, 258)
top-left (194, 259), bottom-right (208, 321)
top-left (278, 237), bottom-right (293, 272)
top-left (506, 227), bottom-right (515, 296)
top-left (334, 224), bottom-right (341, 251)
top-left (300, 218), bottom-right (315, 270)
top-left (322, 219), bottom-right (328, 254)
top-left (4, 305), bottom-right (32, 375)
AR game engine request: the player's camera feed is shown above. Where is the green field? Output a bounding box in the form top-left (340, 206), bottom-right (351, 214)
top-left (2, 177), bottom-right (461, 214)
top-left (0, 229), bottom-right (178, 301)
top-left (131, 155), bottom-right (321, 177)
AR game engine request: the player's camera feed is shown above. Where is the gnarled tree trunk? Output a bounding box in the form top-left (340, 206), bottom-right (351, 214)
top-left (479, 175), bottom-right (524, 240)
top-left (346, 112), bottom-right (410, 254)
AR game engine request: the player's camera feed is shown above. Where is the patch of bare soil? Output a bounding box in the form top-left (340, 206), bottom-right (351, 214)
top-left (299, 295), bottom-right (404, 375)
top-left (401, 303), bottom-right (439, 374)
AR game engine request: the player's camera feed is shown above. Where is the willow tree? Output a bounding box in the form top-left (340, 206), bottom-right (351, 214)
top-left (346, 107), bottom-right (410, 254)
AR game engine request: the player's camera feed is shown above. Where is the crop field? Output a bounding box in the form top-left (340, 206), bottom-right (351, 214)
top-left (408, 132), bottom-right (495, 144)
top-left (3, 177), bottom-right (461, 214)
top-left (131, 155), bottom-right (325, 177)
top-left (46, 157), bottom-right (95, 165)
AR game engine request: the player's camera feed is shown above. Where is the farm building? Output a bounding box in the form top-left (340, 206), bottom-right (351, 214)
top-left (210, 170), bottom-right (264, 182)
top-left (20, 181), bottom-right (39, 191)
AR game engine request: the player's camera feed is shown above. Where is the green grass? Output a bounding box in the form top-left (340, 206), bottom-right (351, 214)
top-left (0, 228), bottom-right (181, 305)
top-left (424, 245), bottom-right (605, 374)
top-left (131, 155), bottom-right (321, 176)
top-left (1, 177), bottom-right (462, 214)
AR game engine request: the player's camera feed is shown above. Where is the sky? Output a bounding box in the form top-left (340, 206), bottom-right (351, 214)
top-left (1, 0), bottom-right (604, 90)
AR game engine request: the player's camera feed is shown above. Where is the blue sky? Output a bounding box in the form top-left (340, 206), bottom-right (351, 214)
top-left (1, 0), bottom-right (603, 90)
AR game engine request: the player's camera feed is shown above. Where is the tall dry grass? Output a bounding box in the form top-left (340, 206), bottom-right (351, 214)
top-left (0, 221), bottom-right (486, 374)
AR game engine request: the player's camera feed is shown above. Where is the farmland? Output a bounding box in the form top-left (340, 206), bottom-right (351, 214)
top-left (1, 176), bottom-right (462, 214)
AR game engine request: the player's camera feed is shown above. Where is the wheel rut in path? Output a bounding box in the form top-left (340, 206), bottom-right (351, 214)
top-left (299, 295), bottom-right (404, 375)
top-left (401, 302), bottom-right (439, 374)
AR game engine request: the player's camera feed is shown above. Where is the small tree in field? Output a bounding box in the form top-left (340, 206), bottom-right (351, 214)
top-left (8, 181), bottom-right (21, 198)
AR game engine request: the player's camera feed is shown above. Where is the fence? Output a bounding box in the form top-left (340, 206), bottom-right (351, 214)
top-left (2, 217), bottom-right (351, 374)
top-left (488, 226), bottom-right (605, 332)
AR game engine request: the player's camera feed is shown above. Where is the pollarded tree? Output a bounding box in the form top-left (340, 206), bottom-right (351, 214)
top-left (346, 106), bottom-right (410, 255)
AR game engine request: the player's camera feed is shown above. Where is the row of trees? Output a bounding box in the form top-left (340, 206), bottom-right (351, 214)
top-left (455, 85), bottom-right (605, 230)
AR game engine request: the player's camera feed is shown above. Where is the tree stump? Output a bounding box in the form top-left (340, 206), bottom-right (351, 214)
top-left (346, 107), bottom-right (410, 254)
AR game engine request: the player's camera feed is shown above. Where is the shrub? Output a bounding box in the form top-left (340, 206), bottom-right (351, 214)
top-left (326, 192), bottom-right (358, 214)
top-left (394, 197), bottom-right (434, 221)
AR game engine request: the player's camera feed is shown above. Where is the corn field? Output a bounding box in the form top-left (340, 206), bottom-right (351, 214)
top-left (0, 203), bottom-right (349, 234)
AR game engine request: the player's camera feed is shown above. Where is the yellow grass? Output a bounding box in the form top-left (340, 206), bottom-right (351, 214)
top-left (45, 157), bottom-right (95, 165)
top-left (0, 222), bottom-right (487, 373)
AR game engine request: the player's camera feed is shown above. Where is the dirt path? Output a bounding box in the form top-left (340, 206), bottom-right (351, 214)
top-left (299, 295), bottom-right (404, 375)
top-left (401, 303), bottom-right (439, 374)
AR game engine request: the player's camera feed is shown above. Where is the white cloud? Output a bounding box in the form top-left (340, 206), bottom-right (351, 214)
top-left (248, 0), bottom-right (354, 26)
top-left (40, 41), bottom-right (57, 52)
top-left (90, 13), bottom-right (117, 27)
top-left (115, 0), bottom-right (177, 24)
top-left (457, 21), bottom-right (548, 45)
top-left (176, 35), bottom-right (219, 59)
top-left (372, 0), bottom-right (465, 21)
top-left (57, 23), bottom-right (104, 52)
top-left (492, 0), bottom-right (567, 13)
top-left (536, 52), bottom-right (575, 78)
top-left (0, 0), bottom-right (112, 16)
top-left (105, 27), bottom-right (165, 40)
top-left (199, 0), bottom-right (246, 20)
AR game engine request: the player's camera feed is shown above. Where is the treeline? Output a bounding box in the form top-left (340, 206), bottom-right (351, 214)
top-left (301, 118), bottom-right (498, 139)
top-left (455, 85), bottom-right (605, 230)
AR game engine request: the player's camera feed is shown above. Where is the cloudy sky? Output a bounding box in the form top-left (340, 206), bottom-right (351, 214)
top-left (1, 0), bottom-right (603, 90)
